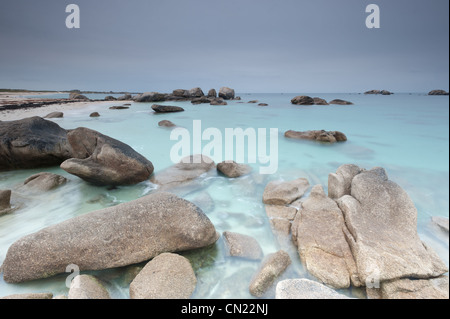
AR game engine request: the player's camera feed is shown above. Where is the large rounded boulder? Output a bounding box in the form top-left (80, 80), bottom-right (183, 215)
top-left (2, 192), bottom-right (219, 283)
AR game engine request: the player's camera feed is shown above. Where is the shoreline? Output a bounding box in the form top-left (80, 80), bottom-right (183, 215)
top-left (0, 92), bottom-right (123, 121)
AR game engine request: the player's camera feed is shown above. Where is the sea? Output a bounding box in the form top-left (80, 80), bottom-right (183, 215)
top-left (0, 92), bottom-right (448, 298)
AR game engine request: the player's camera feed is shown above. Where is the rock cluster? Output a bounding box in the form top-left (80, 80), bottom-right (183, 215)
top-left (133, 87), bottom-right (237, 104)
top-left (428, 90), bottom-right (449, 96)
top-left (364, 90), bottom-right (393, 95)
top-left (291, 95), bottom-right (353, 105)
top-left (283, 164), bottom-right (449, 298)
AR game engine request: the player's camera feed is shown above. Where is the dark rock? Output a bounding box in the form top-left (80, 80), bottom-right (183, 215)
top-left (0, 189), bottom-right (12, 214)
top-left (109, 106), bottom-right (129, 110)
top-left (258, 103), bottom-right (268, 106)
top-left (313, 97), bottom-right (329, 105)
top-left (0, 117), bottom-right (72, 170)
top-left (60, 127), bottom-right (154, 186)
top-left (291, 96), bottom-right (314, 105)
top-left (117, 94), bottom-right (132, 101)
top-left (172, 89), bottom-right (189, 97)
top-left (191, 96), bottom-right (211, 105)
top-left (188, 87), bottom-right (204, 97)
top-left (207, 89), bottom-right (217, 98)
top-left (218, 87), bottom-right (235, 100)
top-left (248, 100), bottom-right (259, 104)
top-left (151, 104), bottom-right (184, 113)
top-left (104, 96), bottom-right (117, 101)
top-left (69, 93), bottom-right (89, 100)
top-left (428, 90), bottom-right (449, 96)
top-left (2, 192), bottom-right (218, 283)
top-left (89, 112), bottom-right (100, 117)
top-left (135, 92), bottom-right (166, 102)
top-left (158, 120), bottom-right (176, 127)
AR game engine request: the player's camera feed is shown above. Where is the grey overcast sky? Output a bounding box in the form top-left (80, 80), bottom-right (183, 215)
top-left (0, 0), bottom-right (448, 93)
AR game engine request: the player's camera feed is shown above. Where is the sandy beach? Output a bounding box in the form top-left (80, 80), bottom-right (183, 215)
top-left (0, 92), bottom-right (120, 121)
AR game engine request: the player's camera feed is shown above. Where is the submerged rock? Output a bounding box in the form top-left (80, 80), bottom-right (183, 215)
top-left (151, 104), bottom-right (184, 113)
top-left (217, 161), bottom-right (252, 178)
top-left (249, 250), bottom-right (291, 297)
top-left (2, 192), bottom-right (218, 283)
top-left (0, 117), bottom-right (72, 170)
top-left (109, 106), bottom-right (129, 110)
top-left (285, 130), bottom-right (347, 143)
top-left (222, 231), bottom-right (264, 260)
top-left (89, 112), bottom-right (100, 117)
top-left (130, 253), bottom-right (197, 299)
top-left (60, 127), bottom-right (154, 186)
top-left (328, 99), bottom-right (353, 105)
top-left (263, 178), bottom-right (310, 205)
top-left (43, 111), bottom-right (64, 119)
top-left (68, 275), bottom-right (110, 299)
top-left (22, 172), bottom-right (67, 192)
top-left (276, 279), bottom-right (352, 299)
top-left (158, 120), bottom-right (176, 127)
top-left (431, 216), bottom-right (449, 233)
top-left (151, 154), bottom-right (215, 193)
top-left (292, 185), bottom-right (360, 289)
top-left (210, 98), bottom-right (227, 106)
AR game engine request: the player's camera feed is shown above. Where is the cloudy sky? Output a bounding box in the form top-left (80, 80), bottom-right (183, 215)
top-left (0, 0), bottom-right (448, 93)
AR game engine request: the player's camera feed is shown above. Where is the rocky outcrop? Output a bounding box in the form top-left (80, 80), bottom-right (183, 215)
top-left (104, 96), bottom-right (116, 101)
top-left (172, 89), bottom-right (189, 97)
top-left (217, 161), bottom-right (252, 178)
top-left (44, 112), bottom-right (64, 119)
top-left (151, 104), bottom-right (184, 113)
top-left (428, 90), bottom-right (449, 96)
top-left (89, 112), bottom-right (100, 117)
top-left (334, 166), bottom-right (448, 284)
top-left (2, 192), bottom-right (218, 283)
top-left (276, 279), bottom-right (352, 299)
top-left (249, 250), bottom-right (291, 297)
top-left (0, 117), bottom-right (72, 170)
top-left (291, 96), bottom-right (314, 105)
top-left (130, 253), bottom-right (197, 299)
top-left (151, 155), bottom-right (215, 193)
top-left (292, 185), bottom-right (360, 289)
top-left (364, 90), bottom-right (393, 95)
top-left (329, 99), bottom-right (353, 105)
top-left (285, 130), bottom-right (347, 143)
top-left (222, 231), bottom-right (264, 260)
top-left (367, 276), bottom-right (449, 299)
top-left (189, 87), bottom-right (205, 97)
top-left (60, 127), bottom-right (154, 186)
top-left (191, 96), bottom-right (211, 105)
top-left (218, 87), bottom-right (235, 100)
top-left (263, 178), bottom-right (310, 205)
top-left (266, 205), bottom-right (298, 237)
top-left (22, 172), bottom-right (67, 192)
top-left (158, 120), bottom-right (176, 127)
top-left (117, 94), bottom-right (132, 100)
top-left (68, 275), bottom-right (110, 299)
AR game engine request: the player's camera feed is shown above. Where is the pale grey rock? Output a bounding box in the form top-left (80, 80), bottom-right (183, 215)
top-left (223, 231), bottom-right (264, 260)
top-left (276, 279), bottom-right (352, 299)
top-left (263, 178), bottom-right (310, 205)
top-left (68, 275), bottom-right (110, 299)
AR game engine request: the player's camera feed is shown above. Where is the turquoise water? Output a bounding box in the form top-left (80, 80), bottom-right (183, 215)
top-left (0, 93), bottom-right (448, 298)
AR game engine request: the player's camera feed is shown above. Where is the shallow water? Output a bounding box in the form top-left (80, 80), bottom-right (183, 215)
top-left (0, 93), bottom-right (448, 298)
